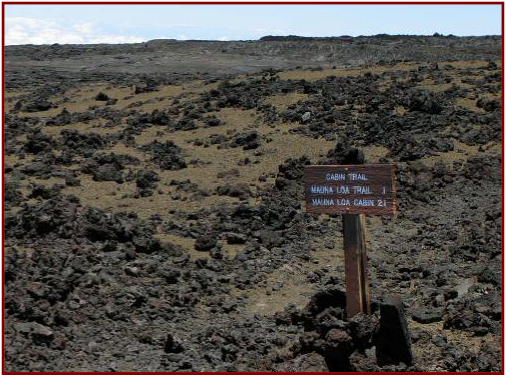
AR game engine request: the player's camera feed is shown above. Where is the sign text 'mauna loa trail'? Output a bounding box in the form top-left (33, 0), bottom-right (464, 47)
top-left (304, 164), bottom-right (396, 214)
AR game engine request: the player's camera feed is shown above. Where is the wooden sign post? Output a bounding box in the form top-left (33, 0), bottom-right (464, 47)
top-left (304, 164), bottom-right (396, 318)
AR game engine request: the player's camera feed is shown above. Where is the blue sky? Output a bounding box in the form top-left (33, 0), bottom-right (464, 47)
top-left (5, 4), bottom-right (502, 45)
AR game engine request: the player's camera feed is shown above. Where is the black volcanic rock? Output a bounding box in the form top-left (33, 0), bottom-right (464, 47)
top-left (141, 140), bottom-right (186, 170)
top-left (230, 131), bottom-right (261, 150)
top-left (412, 308), bottom-right (444, 324)
top-left (95, 92), bottom-right (110, 101)
top-left (195, 234), bottom-right (218, 252)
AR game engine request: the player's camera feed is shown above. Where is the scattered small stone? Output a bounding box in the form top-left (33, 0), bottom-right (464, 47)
top-left (412, 308), bottom-right (444, 324)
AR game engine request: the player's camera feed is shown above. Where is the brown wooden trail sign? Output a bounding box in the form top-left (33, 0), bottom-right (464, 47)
top-left (304, 164), bottom-right (396, 318)
top-left (304, 164), bottom-right (396, 215)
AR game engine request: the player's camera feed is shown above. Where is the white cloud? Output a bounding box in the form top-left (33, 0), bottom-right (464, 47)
top-left (5, 16), bottom-right (277, 45)
top-left (75, 22), bottom-right (94, 35)
top-left (5, 17), bottom-right (145, 45)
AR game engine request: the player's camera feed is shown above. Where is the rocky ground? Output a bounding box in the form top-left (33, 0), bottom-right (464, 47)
top-left (4, 36), bottom-right (502, 371)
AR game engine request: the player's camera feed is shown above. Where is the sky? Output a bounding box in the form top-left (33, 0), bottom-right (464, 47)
top-left (4, 4), bottom-right (502, 45)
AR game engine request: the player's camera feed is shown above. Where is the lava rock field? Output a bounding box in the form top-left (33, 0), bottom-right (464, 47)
top-left (4, 36), bottom-right (502, 371)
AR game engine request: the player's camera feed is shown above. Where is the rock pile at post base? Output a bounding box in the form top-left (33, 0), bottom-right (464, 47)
top-left (273, 289), bottom-right (415, 371)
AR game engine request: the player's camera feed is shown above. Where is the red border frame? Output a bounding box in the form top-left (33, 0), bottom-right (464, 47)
top-left (1, 2), bottom-right (504, 374)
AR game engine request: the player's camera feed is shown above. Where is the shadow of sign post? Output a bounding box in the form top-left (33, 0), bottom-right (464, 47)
top-left (304, 164), bottom-right (396, 318)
